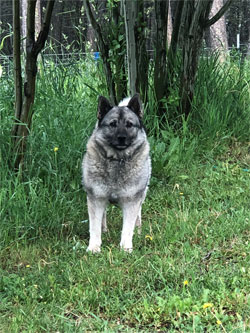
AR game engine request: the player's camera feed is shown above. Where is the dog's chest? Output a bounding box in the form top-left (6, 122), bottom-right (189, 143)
top-left (102, 158), bottom-right (134, 185)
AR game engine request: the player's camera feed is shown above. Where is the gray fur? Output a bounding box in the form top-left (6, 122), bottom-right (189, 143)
top-left (82, 94), bottom-right (151, 253)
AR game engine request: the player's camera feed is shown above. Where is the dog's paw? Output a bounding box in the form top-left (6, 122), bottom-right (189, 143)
top-left (86, 245), bottom-right (101, 253)
top-left (102, 226), bottom-right (108, 233)
top-left (120, 245), bottom-right (133, 253)
top-left (122, 247), bottom-right (133, 253)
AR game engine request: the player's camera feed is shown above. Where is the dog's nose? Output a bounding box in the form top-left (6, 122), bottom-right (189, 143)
top-left (117, 135), bottom-right (126, 145)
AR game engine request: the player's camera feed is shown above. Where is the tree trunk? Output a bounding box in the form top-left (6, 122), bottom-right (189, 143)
top-left (135, 0), bottom-right (149, 103)
top-left (154, 0), bottom-right (169, 116)
top-left (123, 0), bottom-right (137, 97)
top-left (240, 0), bottom-right (250, 57)
top-left (180, 0), bottom-right (210, 118)
top-left (83, 0), bottom-right (117, 104)
top-left (208, 0), bottom-right (228, 61)
top-left (35, 0), bottom-right (42, 38)
top-left (122, 0), bottom-right (149, 102)
top-left (12, 0), bottom-right (55, 170)
top-left (21, 0), bottom-right (27, 50)
top-left (111, 1), bottom-right (127, 102)
top-left (180, 0), bottom-right (233, 118)
top-left (166, 0), bottom-right (185, 96)
top-left (167, 2), bottom-right (173, 46)
top-left (13, 0), bottom-right (23, 132)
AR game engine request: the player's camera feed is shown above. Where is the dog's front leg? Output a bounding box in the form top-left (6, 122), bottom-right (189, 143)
top-left (86, 196), bottom-right (107, 253)
top-left (120, 200), bottom-right (142, 252)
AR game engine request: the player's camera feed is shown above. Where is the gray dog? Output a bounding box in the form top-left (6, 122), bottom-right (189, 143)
top-left (82, 94), bottom-right (151, 253)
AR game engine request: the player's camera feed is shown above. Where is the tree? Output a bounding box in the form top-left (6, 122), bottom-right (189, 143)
top-left (21, 0), bottom-right (41, 50)
top-left (178, 0), bottom-right (233, 117)
top-left (12, 0), bottom-right (55, 170)
top-left (207, 0), bottom-right (229, 61)
top-left (83, 0), bottom-right (126, 104)
top-left (122, 0), bottom-right (148, 101)
top-left (83, 0), bottom-right (233, 118)
top-left (167, 2), bottom-right (173, 46)
top-left (153, 0), bottom-right (169, 113)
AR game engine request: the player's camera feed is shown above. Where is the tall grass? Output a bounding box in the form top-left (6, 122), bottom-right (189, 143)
top-left (1, 52), bottom-right (249, 239)
top-left (1, 54), bottom-right (250, 242)
top-left (0, 54), bottom-right (249, 331)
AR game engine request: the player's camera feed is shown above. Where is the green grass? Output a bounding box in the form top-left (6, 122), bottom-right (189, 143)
top-left (0, 55), bottom-right (250, 331)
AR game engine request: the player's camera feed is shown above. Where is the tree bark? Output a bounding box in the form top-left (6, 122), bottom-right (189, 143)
top-left (21, 0), bottom-right (27, 50)
top-left (135, 0), bottom-right (149, 103)
top-left (154, 0), bottom-right (169, 116)
top-left (12, 0), bottom-right (55, 170)
top-left (111, 1), bottom-right (127, 102)
top-left (122, 0), bottom-right (137, 97)
top-left (13, 0), bottom-right (23, 131)
top-left (180, 0), bottom-right (211, 118)
top-left (180, 0), bottom-right (233, 118)
top-left (208, 0), bottom-right (229, 61)
top-left (122, 0), bottom-right (149, 102)
top-left (167, 2), bottom-right (173, 46)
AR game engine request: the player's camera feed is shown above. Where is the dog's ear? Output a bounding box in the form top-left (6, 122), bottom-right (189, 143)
top-left (97, 96), bottom-right (113, 120)
top-left (127, 93), bottom-right (143, 119)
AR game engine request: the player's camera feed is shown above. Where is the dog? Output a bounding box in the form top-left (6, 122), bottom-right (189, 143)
top-left (82, 94), bottom-right (151, 253)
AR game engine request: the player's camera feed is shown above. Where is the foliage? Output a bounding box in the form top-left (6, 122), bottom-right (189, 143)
top-left (0, 55), bottom-right (249, 331)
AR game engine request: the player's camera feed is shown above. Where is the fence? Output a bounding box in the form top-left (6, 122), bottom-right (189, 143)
top-left (1, 45), bottom-right (248, 78)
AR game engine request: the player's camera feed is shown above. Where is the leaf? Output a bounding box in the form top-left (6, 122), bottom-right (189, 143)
top-left (0, 34), bottom-right (12, 51)
top-left (178, 175), bottom-right (189, 180)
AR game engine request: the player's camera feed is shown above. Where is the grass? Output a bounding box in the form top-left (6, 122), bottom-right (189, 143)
top-left (0, 54), bottom-right (250, 331)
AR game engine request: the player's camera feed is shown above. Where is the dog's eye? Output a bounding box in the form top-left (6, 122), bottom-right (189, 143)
top-left (126, 121), bottom-right (133, 128)
top-left (110, 121), bottom-right (117, 128)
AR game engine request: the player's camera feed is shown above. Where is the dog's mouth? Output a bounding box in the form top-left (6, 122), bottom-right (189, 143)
top-left (114, 145), bottom-right (128, 150)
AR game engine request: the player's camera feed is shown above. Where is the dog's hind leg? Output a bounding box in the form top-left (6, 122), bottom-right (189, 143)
top-left (102, 210), bottom-right (108, 232)
top-left (86, 196), bottom-right (107, 253)
top-left (135, 205), bottom-right (142, 235)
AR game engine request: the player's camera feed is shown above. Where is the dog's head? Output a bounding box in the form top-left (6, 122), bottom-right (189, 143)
top-left (97, 94), bottom-right (143, 150)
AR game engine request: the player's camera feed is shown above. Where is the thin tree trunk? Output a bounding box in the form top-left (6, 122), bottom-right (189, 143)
top-left (166, 0), bottom-right (185, 97)
top-left (122, 0), bottom-right (149, 102)
top-left (167, 2), bottom-right (173, 46)
top-left (180, 0), bottom-right (210, 117)
top-left (208, 0), bottom-right (229, 61)
top-left (180, 0), bottom-right (233, 118)
top-left (169, 0), bottom-right (185, 58)
top-left (13, 0), bottom-right (55, 170)
top-left (123, 0), bottom-right (137, 97)
top-left (13, 0), bottom-right (23, 135)
top-left (35, 0), bottom-right (41, 38)
top-left (112, 2), bottom-right (127, 102)
top-left (136, 0), bottom-right (149, 103)
top-left (154, 0), bottom-right (169, 116)
top-left (21, 0), bottom-right (27, 50)
top-left (83, 0), bottom-right (117, 104)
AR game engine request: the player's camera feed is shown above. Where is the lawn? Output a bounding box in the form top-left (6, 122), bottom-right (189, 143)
top-left (0, 56), bottom-right (249, 331)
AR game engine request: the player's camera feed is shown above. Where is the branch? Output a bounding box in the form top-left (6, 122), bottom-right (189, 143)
top-left (169, 0), bottom-right (185, 56)
top-left (204, 0), bottom-right (233, 28)
top-left (83, 0), bottom-right (116, 104)
top-left (83, 0), bottom-right (106, 53)
top-left (35, 0), bottom-right (55, 56)
top-left (26, 0), bottom-right (37, 53)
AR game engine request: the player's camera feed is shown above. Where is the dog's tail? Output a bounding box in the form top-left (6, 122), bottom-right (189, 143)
top-left (118, 97), bottom-right (131, 107)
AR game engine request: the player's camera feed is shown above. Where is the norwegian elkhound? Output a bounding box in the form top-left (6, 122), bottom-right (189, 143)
top-left (82, 94), bottom-right (151, 253)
